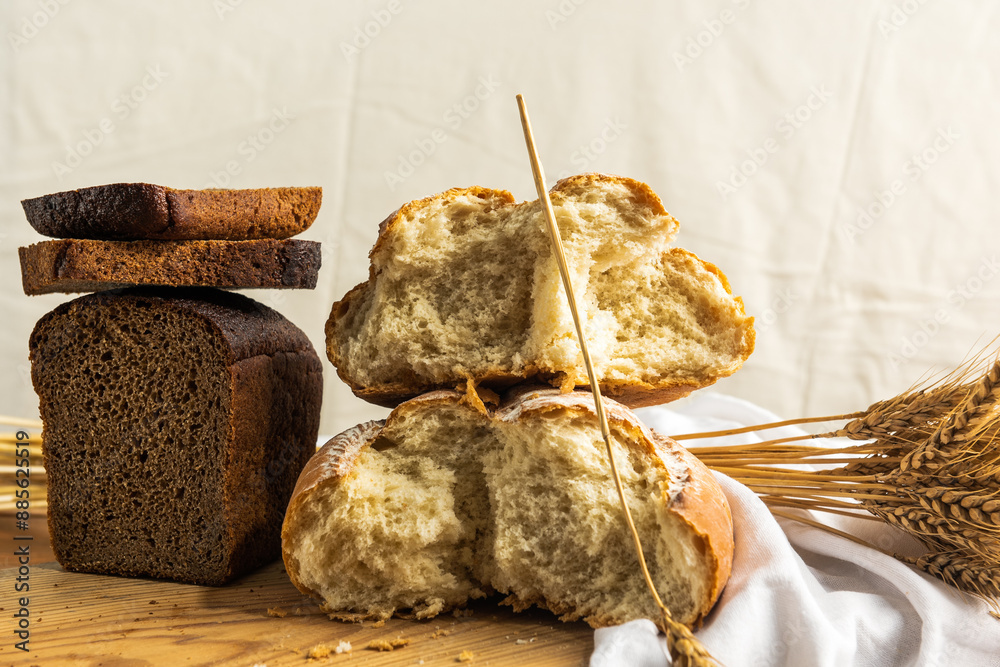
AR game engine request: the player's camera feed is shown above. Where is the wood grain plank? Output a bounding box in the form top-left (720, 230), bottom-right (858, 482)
top-left (0, 519), bottom-right (52, 569)
top-left (0, 560), bottom-right (593, 667)
top-left (1, 450), bottom-right (593, 666)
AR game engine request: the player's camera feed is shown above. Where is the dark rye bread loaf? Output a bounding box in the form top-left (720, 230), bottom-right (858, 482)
top-left (19, 238), bottom-right (321, 295)
top-left (21, 184), bottom-right (322, 240)
top-left (29, 287), bottom-right (323, 585)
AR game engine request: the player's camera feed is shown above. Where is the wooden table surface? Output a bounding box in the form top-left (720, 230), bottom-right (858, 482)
top-left (0, 517), bottom-right (594, 667)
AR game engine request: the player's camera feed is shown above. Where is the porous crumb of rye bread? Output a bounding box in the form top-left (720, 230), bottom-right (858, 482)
top-left (19, 238), bottom-right (321, 295)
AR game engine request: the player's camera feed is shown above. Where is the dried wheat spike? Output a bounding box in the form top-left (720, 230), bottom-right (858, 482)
top-left (836, 385), bottom-right (963, 444)
top-left (901, 362), bottom-right (1000, 472)
top-left (901, 551), bottom-right (1000, 611)
top-left (901, 468), bottom-right (999, 491)
top-left (691, 346), bottom-right (1000, 611)
top-left (666, 620), bottom-right (720, 667)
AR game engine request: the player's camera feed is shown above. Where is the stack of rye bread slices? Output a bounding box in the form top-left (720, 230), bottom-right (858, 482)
top-left (282, 173), bottom-right (755, 629)
top-left (21, 183), bottom-right (324, 586)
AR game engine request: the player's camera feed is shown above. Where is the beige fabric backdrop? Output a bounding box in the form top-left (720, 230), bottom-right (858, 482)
top-left (2, 0), bottom-right (999, 436)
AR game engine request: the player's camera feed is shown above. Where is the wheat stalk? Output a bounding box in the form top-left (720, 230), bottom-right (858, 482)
top-left (683, 352), bottom-right (1000, 612)
top-left (0, 416), bottom-right (45, 514)
top-left (902, 551), bottom-right (1000, 601)
top-left (664, 621), bottom-right (718, 667)
top-left (517, 95), bottom-right (718, 665)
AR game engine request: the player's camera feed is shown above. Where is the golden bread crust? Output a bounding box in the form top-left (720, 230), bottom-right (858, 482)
top-left (280, 420), bottom-right (382, 602)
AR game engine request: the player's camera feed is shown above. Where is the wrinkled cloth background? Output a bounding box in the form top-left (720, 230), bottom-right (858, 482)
top-left (3, 1), bottom-right (999, 664)
top-left (4, 0), bottom-right (1000, 436)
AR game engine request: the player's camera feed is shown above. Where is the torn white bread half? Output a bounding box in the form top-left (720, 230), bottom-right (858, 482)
top-left (281, 386), bottom-right (734, 628)
top-left (326, 173), bottom-right (755, 408)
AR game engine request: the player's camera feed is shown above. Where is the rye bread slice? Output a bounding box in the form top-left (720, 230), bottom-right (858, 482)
top-left (21, 184), bottom-right (322, 240)
top-left (29, 287), bottom-right (323, 586)
top-left (19, 238), bottom-right (321, 295)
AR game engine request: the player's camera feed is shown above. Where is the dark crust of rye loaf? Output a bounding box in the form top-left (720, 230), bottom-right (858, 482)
top-left (29, 287), bottom-right (323, 586)
top-left (19, 239), bottom-right (321, 295)
top-left (21, 184), bottom-right (322, 240)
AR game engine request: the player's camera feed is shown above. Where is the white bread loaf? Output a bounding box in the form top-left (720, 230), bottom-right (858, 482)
top-left (281, 387), bottom-right (733, 628)
top-left (326, 173), bottom-right (755, 408)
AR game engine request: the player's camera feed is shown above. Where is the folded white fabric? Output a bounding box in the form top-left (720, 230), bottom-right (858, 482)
top-left (590, 393), bottom-right (1000, 667)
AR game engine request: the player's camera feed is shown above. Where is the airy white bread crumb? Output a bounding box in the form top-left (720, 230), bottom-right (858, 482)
top-left (281, 388), bottom-right (734, 629)
top-left (326, 173), bottom-right (754, 408)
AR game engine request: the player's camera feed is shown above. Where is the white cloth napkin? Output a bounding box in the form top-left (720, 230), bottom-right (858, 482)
top-left (591, 393), bottom-right (1000, 667)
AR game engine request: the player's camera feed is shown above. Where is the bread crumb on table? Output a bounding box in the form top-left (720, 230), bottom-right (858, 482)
top-left (307, 643), bottom-right (333, 660)
top-left (457, 650), bottom-right (474, 662)
top-left (266, 607), bottom-right (288, 618)
top-left (366, 637), bottom-right (410, 651)
top-left (430, 629), bottom-right (450, 639)
top-left (308, 640), bottom-right (354, 659)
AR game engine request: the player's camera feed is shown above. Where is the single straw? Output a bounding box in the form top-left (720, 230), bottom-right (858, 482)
top-left (515, 95), bottom-right (715, 666)
top-left (1, 416), bottom-right (43, 429)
